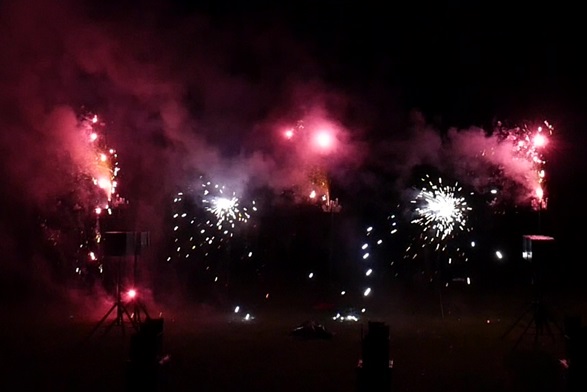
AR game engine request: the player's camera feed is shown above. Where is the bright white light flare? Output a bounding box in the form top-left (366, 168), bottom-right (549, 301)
top-left (314, 130), bottom-right (334, 150)
top-left (202, 182), bottom-right (252, 231)
top-left (411, 175), bottom-right (471, 241)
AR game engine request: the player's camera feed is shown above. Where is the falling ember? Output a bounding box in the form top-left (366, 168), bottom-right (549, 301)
top-left (306, 167), bottom-right (330, 207)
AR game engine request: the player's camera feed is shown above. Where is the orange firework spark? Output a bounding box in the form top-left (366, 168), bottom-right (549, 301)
top-left (496, 120), bottom-right (552, 210)
top-left (80, 112), bottom-right (122, 208)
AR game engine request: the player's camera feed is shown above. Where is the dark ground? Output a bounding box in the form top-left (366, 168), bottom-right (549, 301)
top-left (1, 278), bottom-right (586, 392)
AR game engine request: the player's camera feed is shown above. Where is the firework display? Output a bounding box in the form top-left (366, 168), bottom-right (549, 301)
top-left (493, 120), bottom-right (553, 210)
top-left (202, 180), bottom-right (255, 232)
top-left (410, 175), bottom-right (471, 246)
top-left (33, 106), bottom-right (557, 316)
top-left (328, 212), bottom-right (401, 320)
top-left (80, 114), bottom-right (120, 204)
top-left (76, 112), bottom-right (125, 278)
top-left (39, 111), bottom-right (125, 286)
top-left (167, 176), bottom-right (257, 278)
top-left (392, 174), bottom-right (475, 287)
top-left (281, 119), bottom-right (337, 209)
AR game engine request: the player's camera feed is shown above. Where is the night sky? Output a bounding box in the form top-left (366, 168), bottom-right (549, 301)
top-left (173, 1), bottom-right (586, 189)
top-left (1, 0), bottom-right (586, 297)
top-left (179, 2), bottom-right (586, 120)
top-left (189, 0), bottom-right (585, 220)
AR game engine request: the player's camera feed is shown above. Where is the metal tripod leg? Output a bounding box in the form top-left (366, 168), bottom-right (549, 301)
top-left (129, 300), bottom-right (151, 326)
top-left (85, 299), bottom-right (143, 340)
top-left (513, 309), bottom-right (538, 349)
top-left (501, 301), bottom-right (533, 340)
top-left (86, 301), bottom-right (119, 340)
top-left (102, 301), bottom-right (141, 336)
top-left (533, 301), bottom-right (563, 339)
top-left (502, 299), bottom-right (563, 349)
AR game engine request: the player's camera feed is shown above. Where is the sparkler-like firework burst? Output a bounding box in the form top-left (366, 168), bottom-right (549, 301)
top-left (494, 120), bottom-right (552, 210)
top-left (76, 112), bottom-right (124, 278)
top-left (202, 180), bottom-right (254, 231)
top-left (167, 176), bottom-right (258, 271)
top-left (411, 175), bottom-right (471, 242)
top-left (79, 112), bottom-right (121, 206)
top-left (400, 175), bottom-right (476, 286)
top-left (40, 110), bottom-right (124, 285)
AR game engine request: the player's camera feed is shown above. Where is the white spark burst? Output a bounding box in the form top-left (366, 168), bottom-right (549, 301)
top-left (411, 175), bottom-right (471, 242)
top-left (202, 181), bottom-right (253, 232)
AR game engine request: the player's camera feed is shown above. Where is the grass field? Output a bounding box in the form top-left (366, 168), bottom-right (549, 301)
top-left (1, 281), bottom-right (585, 392)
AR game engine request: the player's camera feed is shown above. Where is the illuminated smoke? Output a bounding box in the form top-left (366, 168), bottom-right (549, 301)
top-left (383, 112), bottom-right (554, 210)
top-left (492, 120), bottom-right (552, 210)
top-left (0, 0), bottom-right (366, 301)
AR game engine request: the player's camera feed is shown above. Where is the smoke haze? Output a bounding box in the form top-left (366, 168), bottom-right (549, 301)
top-left (0, 0), bottom-right (367, 300)
top-left (0, 0), bottom-right (554, 304)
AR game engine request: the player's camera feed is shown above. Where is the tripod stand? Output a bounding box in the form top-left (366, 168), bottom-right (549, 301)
top-left (501, 234), bottom-right (563, 349)
top-left (86, 233), bottom-right (151, 339)
top-left (501, 290), bottom-right (563, 349)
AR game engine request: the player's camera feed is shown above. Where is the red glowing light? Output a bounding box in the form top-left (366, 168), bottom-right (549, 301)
top-left (284, 129), bottom-right (294, 139)
top-left (127, 289), bottom-right (137, 299)
top-left (313, 130), bottom-right (334, 151)
top-left (97, 178), bottom-right (111, 189)
top-left (533, 133), bottom-right (547, 148)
